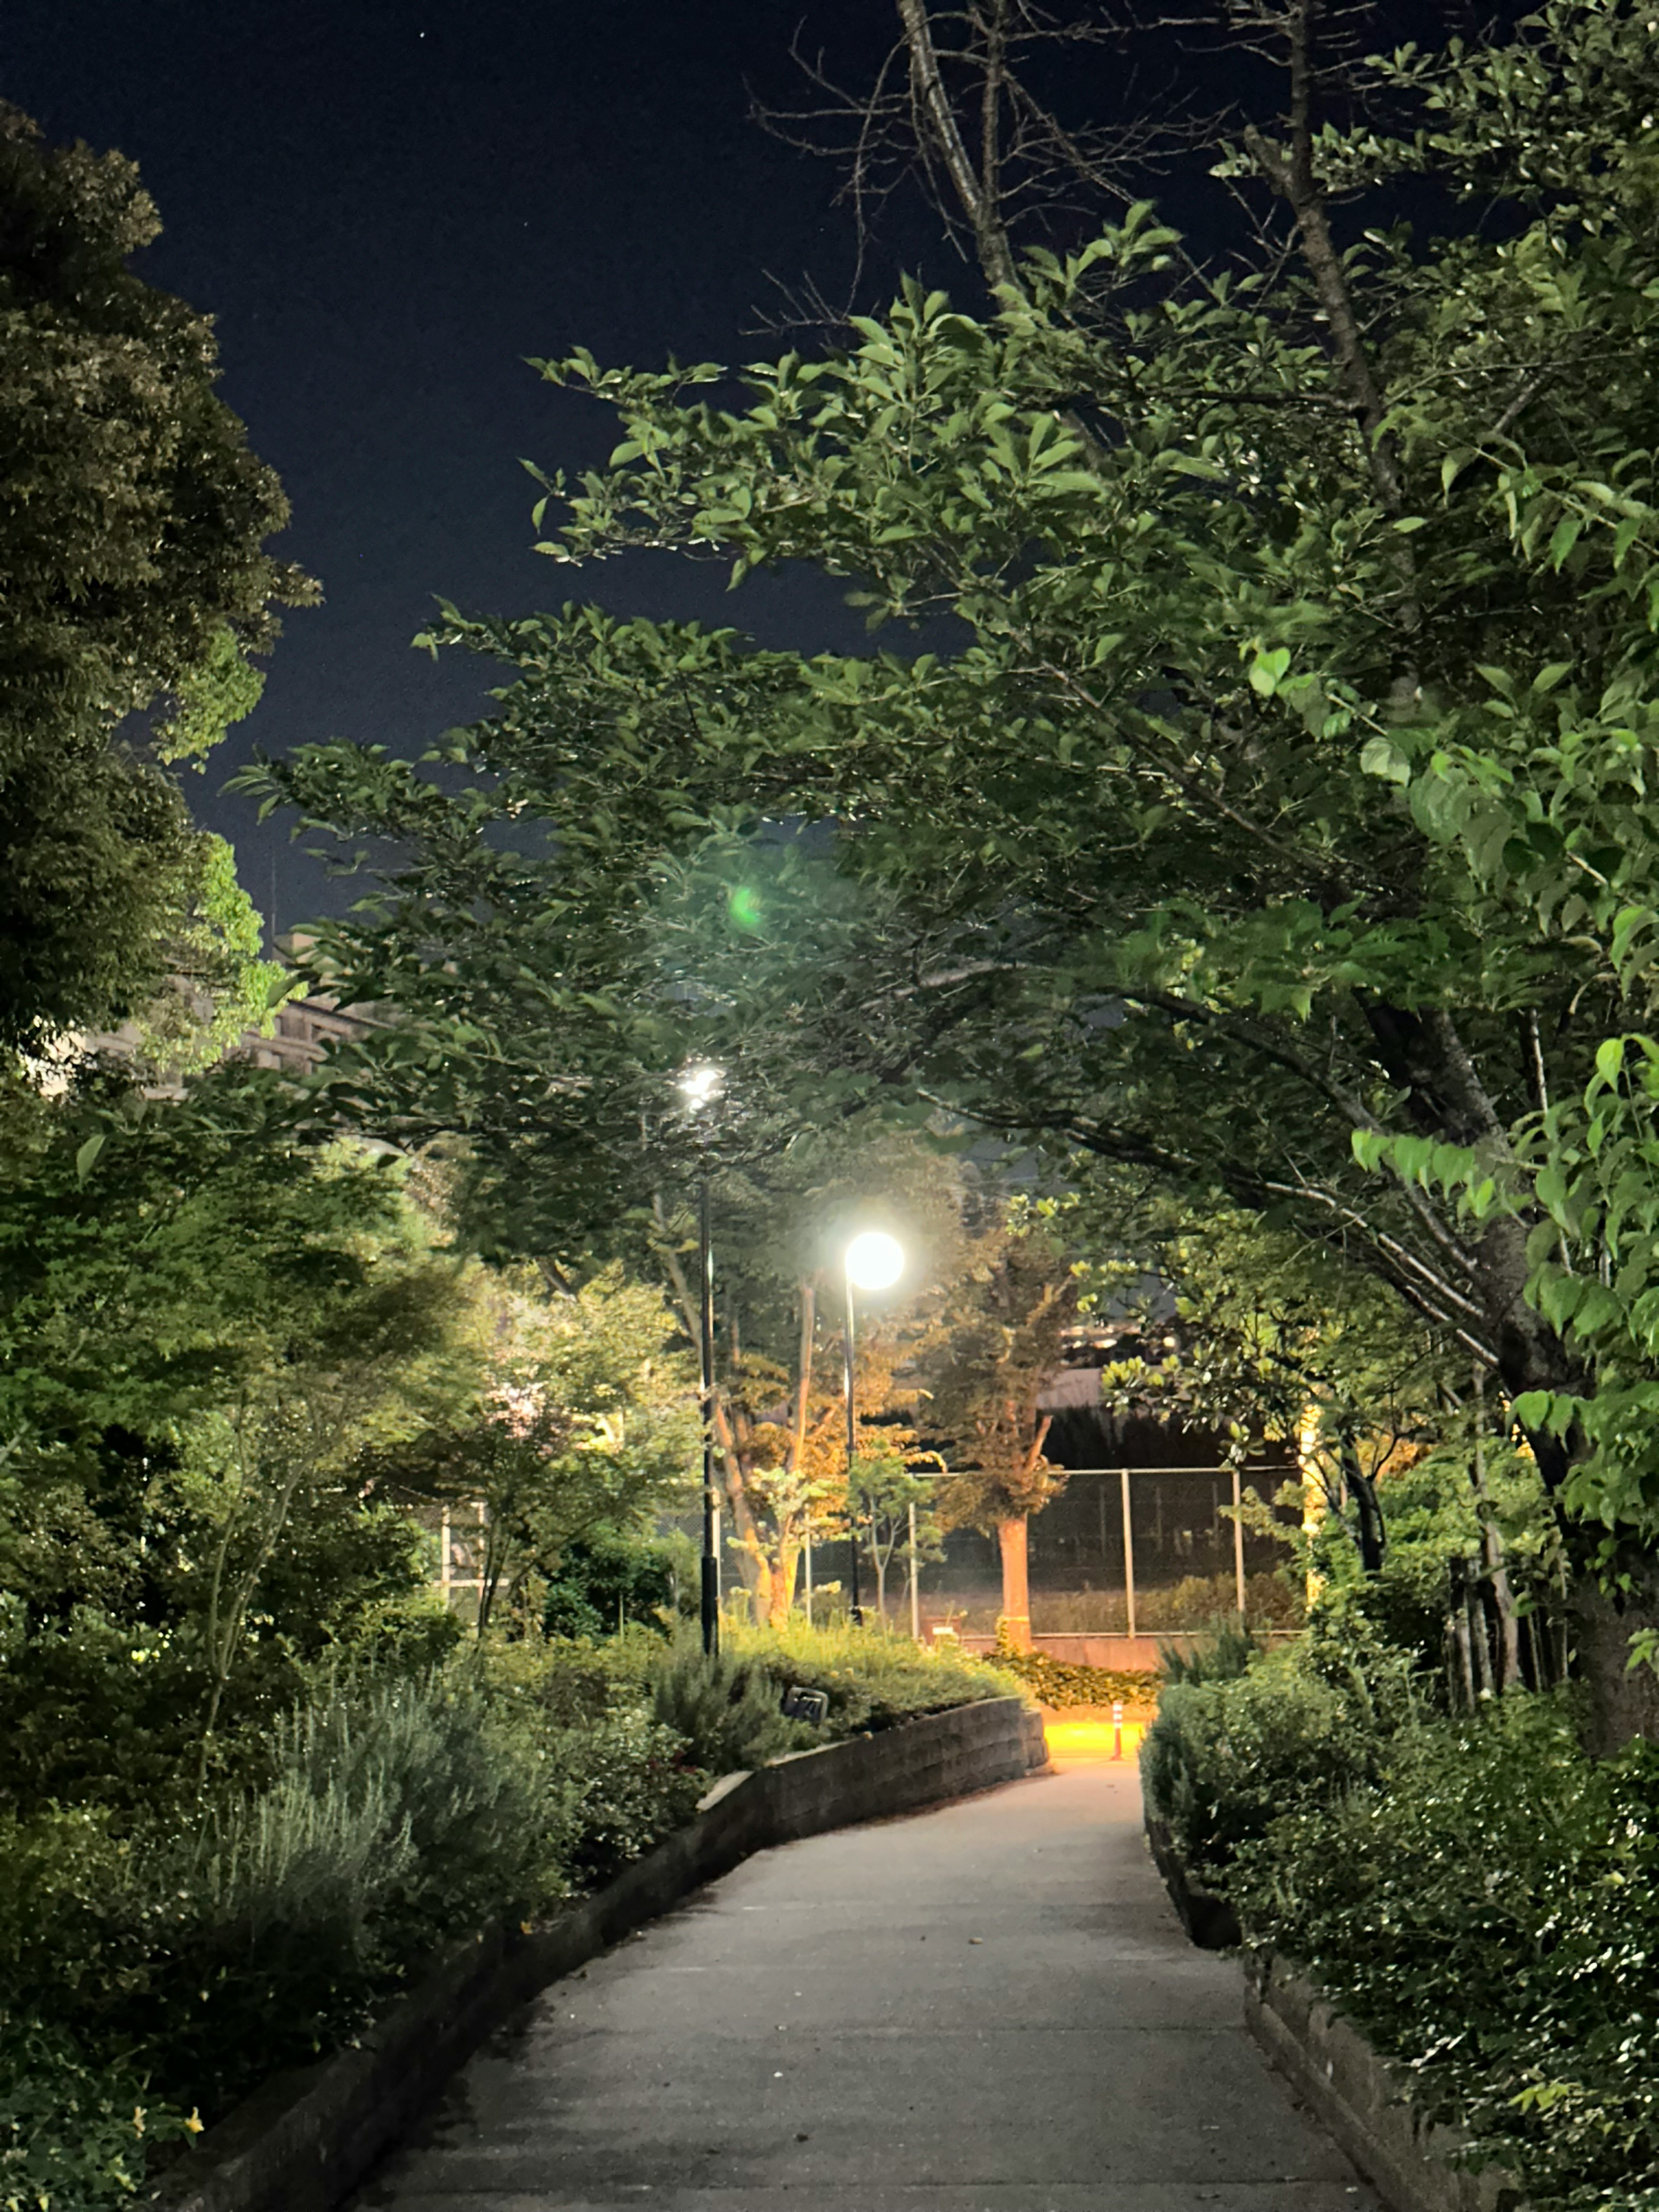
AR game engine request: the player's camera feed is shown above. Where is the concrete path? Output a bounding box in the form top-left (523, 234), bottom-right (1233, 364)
top-left (355, 1745), bottom-right (1380, 2212)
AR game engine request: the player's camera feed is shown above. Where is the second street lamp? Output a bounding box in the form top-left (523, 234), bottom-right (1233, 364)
top-left (677, 1062), bottom-right (724, 1657)
top-left (842, 1229), bottom-right (904, 1627)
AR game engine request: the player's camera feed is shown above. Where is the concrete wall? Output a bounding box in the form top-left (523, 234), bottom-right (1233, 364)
top-left (155, 1696), bottom-right (1045, 2212)
top-left (1244, 1953), bottom-right (1532, 2212)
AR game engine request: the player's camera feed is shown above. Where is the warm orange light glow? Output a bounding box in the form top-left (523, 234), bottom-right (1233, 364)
top-left (1299, 1401), bottom-right (1324, 1611)
top-left (1044, 1719), bottom-right (1145, 1762)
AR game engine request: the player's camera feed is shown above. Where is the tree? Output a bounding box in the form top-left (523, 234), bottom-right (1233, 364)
top-left (0, 104), bottom-right (312, 1055)
top-left (249, 2), bottom-right (1659, 1740)
top-left (645, 1128), bottom-right (964, 1625)
top-left (849, 1445), bottom-right (945, 1625)
top-left (1084, 1195), bottom-right (1457, 1576)
top-left (0, 1065), bottom-right (476, 1802)
top-left (925, 1206), bottom-right (1078, 1646)
top-left (1080, 1187), bottom-right (1547, 1681)
top-left (365, 1262), bottom-right (696, 1636)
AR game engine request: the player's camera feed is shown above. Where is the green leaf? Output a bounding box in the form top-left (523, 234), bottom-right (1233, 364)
top-left (1595, 1036), bottom-right (1627, 1087)
top-left (1359, 734), bottom-right (1411, 785)
top-left (74, 1133), bottom-right (105, 1185)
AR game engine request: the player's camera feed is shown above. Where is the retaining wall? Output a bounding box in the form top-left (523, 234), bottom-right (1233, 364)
top-left (153, 1695), bottom-right (1045, 2212)
top-left (1244, 1953), bottom-right (1532, 2212)
top-left (1140, 1805), bottom-right (1532, 2212)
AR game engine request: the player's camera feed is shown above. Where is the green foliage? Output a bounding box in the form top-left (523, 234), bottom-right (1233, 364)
top-left (1140, 1612), bottom-right (1421, 1885)
top-left (241, 1), bottom-right (1659, 1675)
top-left (987, 1635), bottom-right (1159, 1711)
top-left (1158, 1618), bottom-right (1262, 1688)
top-left (365, 1261), bottom-right (695, 1638)
top-left (476, 1634), bottom-right (704, 1889)
top-left (0, 104), bottom-right (312, 1053)
top-left (646, 1637), bottom-right (810, 1774)
top-left (1229, 1697), bottom-right (1659, 2211)
top-left (723, 1617), bottom-right (1025, 1735)
top-left (540, 1525), bottom-right (680, 1640)
top-left (0, 2018), bottom-right (185, 2211)
top-left (0, 1641), bottom-right (706, 2160)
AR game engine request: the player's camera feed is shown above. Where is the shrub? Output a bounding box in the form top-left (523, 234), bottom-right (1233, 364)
top-left (1229, 1695), bottom-right (1659, 2211)
top-left (0, 2019), bottom-right (186, 2211)
top-left (1159, 1617), bottom-right (1261, 1687)
top-left (529, 1703), bottom-right (706, 1889)
top-left (540, 1527), bottom-right (680, 1640)
top-left (988, 1634), bottom-right (1159, 1710)
top-left (1140, 1610), bottom-right (1421, 1883)
top-left (99, 1667), bottom-right (547, 2109)
top-left (646, 1638), bottom-right (811, 1773)
top-left (724, 1619), bottom-right (1024, 1736)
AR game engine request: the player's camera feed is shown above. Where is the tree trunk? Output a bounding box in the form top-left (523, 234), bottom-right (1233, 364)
top-left (998, 1515), bottom-right (1031, 1649)
top-left (1570, 1552), bottom-right (1659, 1755)
top-left (767, 1535), bottom-right (800, 1630)
top-left (1470, 1370), bottom-right (1523, 1690)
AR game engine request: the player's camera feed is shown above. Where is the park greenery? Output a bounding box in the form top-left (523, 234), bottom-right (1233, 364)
top-left (0, 102), bottom-right (307, 1065)
top-left (11, 3), bottom-right (1659, 2208)
top-left (250, 0), bottom-right (1659, 1738)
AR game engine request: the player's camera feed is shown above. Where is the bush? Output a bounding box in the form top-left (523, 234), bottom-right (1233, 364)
top-left (0, 2020), bottom-right (187, 2211)
top-left (0, 1643), bottom-right (709, 2149)
top-left (1228, 1695), bottom-right (1659, 2211)
top-left (646, 1638), bottom-right (812, 1773)
top-left (480, 1634), bottom-right (704, 1888)
top-left (721, 1618), bottom-right (1025, 1737)
top-left (540, 1526), bottom-right (681, 1640)
top-left (1140, 1610), bottom-right (1421, 1883)
top-left (531, 1702), bottom-right (706, 1888)
top-left (73, 1666), bottom-right (549, 2111)
top-left (989, 1634), bottom-right (1159, 1710)
top-left (1159, 1617), bottom-right (1261, 1687)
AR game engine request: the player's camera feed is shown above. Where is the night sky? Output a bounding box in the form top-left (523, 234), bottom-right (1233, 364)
top-left (6, 1), bottom-right (965, 934)
top-left (8, 1), bottom-right (1484, 937)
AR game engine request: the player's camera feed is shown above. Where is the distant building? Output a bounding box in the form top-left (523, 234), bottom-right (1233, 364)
top-left (237, 984), bottom-right (378, 1077)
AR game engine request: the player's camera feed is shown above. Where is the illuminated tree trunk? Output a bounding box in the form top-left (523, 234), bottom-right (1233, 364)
top-left (998, 1515), bottom-right (1031, 1649)
top-left (767, 1535), bottom-right (801, 1629)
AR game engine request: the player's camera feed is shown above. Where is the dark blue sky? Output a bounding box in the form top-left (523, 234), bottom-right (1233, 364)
top-left (8, 0), bottom-right (1480, 936)
top-left (7, 2), bottom-right (954, 932)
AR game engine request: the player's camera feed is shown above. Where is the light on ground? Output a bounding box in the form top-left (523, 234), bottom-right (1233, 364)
top-left (845, 1229), bottom-right (905, 1292)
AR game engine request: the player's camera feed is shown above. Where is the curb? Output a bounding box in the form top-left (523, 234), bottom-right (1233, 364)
top-left (151, 1695), bottom-right (1045, 2212)
top-left (1142, 1810), bottom-right (1241, 1948)
top-left (1244, 1954), bottom-right (1532, 2212)
top-left (1140, 1815), bottom-right (1532, 2211)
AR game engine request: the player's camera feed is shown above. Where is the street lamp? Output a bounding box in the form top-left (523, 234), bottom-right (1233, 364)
top-left (842, 1229), bottom-right (905, 1627)
top-left (677, 1062), bottom-right (725, 1656)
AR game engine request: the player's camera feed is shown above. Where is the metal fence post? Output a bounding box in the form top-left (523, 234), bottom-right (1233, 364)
top-left (1119, 1466), bottom-right (1137, 1641)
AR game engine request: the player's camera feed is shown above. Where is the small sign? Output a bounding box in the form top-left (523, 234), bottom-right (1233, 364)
top-left (781, 1684), bottom-right (830, 1726)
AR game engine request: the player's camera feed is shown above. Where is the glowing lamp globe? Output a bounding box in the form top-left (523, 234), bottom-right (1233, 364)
top-left (845, 1229), bottom-right (905, 1292)
top-left (676, 1062), bottom-right (724, 1110)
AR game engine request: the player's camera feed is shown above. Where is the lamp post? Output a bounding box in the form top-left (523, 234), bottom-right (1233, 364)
top-left (842, 1229), bottom-right (905, 1627)
top-left (677, 1062), bottom-right (724, 1657)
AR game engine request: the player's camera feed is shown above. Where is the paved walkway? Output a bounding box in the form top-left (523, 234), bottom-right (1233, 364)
top-left (356, 1745), bottom-right (1380, 2212)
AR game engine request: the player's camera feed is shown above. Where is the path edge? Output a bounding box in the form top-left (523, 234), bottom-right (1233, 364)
top-left (1243, 1953), bottom-right (1533, 2212)
top-left (1140, 1810), bottom-right (1533, 2212)
top-left (149, 1694), bottom-right (1046, 2212)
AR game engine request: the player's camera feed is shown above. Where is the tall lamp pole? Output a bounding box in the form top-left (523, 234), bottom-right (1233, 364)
top-left (698, 1169), bottom-right (718, 1656)
top-left (842, 1230), bottom-right (905, 1630)
top-left (843, 1268), bottom-right (861, 1627)
top-left (677, 1063), bottom-right (725, 1657)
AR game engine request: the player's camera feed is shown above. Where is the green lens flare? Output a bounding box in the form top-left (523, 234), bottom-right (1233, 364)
top-left (727, 885), bottom-right (763, 931)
